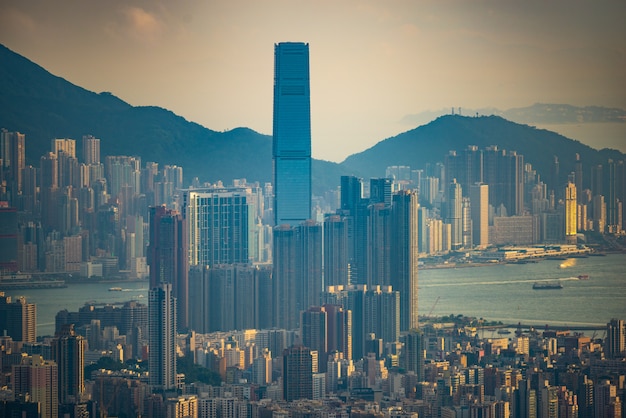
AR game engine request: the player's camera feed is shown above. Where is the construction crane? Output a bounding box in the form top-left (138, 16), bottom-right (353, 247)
top-left (427, 296), bottom-right (440, 318)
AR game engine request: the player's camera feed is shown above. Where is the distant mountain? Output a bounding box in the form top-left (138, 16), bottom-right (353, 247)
top-left (341, 114), bottom-right (625, 187)
top-left (1, 43), bottom-right (624, 198)
top-left (401, 103), bottom-right (626, 127)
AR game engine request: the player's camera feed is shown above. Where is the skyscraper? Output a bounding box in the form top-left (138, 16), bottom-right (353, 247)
top-left (183, 188), bottom-right (250, 267)
top-left (391, 190), bottom-right (419, 331)
top-left (565, 181), bottom-right (577, 243)
top-left (51, 324), bottom-right (85, 405)
top-left (605, 318), bottom-right (625, 358)
top-left (446, 179), bottom-right (463, 250)
top-left (403, 329), bottom-right (425, 382)
top-left (283, 345), bottom-right (316, 401)
top-left (273, 42), bottom-right (311, 226)
top-left (149, 283), bottom-right (177, 390)
top-left (323, 215), bottom-right (349, 287)
top-left (81, 134), bottom-right (100, 165)
top-left (470, 183), bottom-right (489, 248)
top-left (0, 293), bottom-right (36, 342)
top-left (12, 354), bottom-right (59, 418)
top-left (148, 205), bottom-right (188, 329)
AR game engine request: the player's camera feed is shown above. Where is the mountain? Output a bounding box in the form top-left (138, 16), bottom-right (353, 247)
top-left (1, 43), bottom-right (624, 197)
top-left (341, 114), bottom-right (625, 186)
top-left (0, 43), bottom-right (349, 193)
top-left (401, 103), bottom-right (626, 127)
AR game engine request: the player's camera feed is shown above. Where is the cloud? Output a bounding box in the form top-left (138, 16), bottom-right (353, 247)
top-left (103, 5), bottom-right (165, 44)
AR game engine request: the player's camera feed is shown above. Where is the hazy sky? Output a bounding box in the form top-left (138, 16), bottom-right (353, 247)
top-left (1, 1), bottom-right (625, 162)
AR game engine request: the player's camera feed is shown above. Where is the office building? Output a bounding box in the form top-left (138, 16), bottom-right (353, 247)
top-left (148, 205), bottom-right (188, 329)
top-left (272, 42), bottom-right (312, 226)
top-left (149, 283), bottom-right (177, 390)
top-left (51, 324), bottom-right (85, 405)
top-left (391, 190), bottom-right (419, 331)
top-left (12, 354), bottom-right (59, 418)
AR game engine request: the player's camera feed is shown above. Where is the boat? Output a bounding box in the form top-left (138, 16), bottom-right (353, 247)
top-left (533, 282), bottom-right (563, 290)
top-left (577, 275), bottom-right (589, 280)
top-left (108, 287), bottom-right (123, 291)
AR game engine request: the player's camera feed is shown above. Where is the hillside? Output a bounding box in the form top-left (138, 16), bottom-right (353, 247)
top-left (1, 43), bottom-right (623, 196)
top-left (341, 115), bottom-right (625, 188)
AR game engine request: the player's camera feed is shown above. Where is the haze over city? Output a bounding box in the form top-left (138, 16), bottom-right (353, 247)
top-left (1, 0), bottom-right (625, 162)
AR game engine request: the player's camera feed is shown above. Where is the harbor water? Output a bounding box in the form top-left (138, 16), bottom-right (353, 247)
top-left (3, 253), bottom-right (626, 337)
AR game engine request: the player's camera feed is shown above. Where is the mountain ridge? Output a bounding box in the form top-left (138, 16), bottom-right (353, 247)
top-left (1, 43), bottom-right (623, 195)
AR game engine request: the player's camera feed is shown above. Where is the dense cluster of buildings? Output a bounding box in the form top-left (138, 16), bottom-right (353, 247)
top-left (1, 42), bottom-right (625, 417)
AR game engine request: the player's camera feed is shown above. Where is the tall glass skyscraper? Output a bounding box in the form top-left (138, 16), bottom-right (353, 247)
top-left (273, 42), bottom-right (311, 226)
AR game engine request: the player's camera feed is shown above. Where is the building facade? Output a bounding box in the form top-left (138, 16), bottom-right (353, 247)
top-left (272, 42), bottom-right (312, 226)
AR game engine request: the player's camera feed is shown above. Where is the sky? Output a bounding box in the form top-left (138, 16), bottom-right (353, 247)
top-left (1, 0), bottom-right (625, 162)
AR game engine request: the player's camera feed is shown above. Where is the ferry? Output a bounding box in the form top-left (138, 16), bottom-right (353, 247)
top-left (532, 282), bottom-right (563, 290)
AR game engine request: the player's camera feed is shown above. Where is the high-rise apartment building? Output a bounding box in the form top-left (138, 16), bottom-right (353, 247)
top-left (470, 183), bottom-right (489, 248)
top-left (0, 292), bottom-right (36, 342)
top-left (12, 354), bottom-right (59, 418)
top-left (149, 283), bottom-right (177, 390)
top-left (148, 205), bottom-right (188, 329)
top-left (283, 345), bottom-right (316, 401)
top-left (391, 190), bottom-right (419, 331)
top-left (565, 182), bottom-right (577, 243)
top-left (605, 318), bottom-right (625, 358)
top-left (81, 134), bottom-right (100, 165)
top-left (183, 188), bottom-right (250, 267)
top-left (0, 208), bottom-right (19, 273)
top-left (52, 138), bottom-right (76, 158)
top-left (370, 178), bottom-right (393, 206)
top-left (323, 215), bottom-right (349, 287)
top-left (340, 176), bottom-right (368, 285)
top-left (51, 324), bottom-right (85, 405)
top-left (403, 329), bottom-right (425, 382)
top-left (301, 306), bottom-right (328, 371)
top-left (446, 179), bottom-right (463, 250)
top-left (273, 42), bottom-right (312, 226)
top-left (483, 146), bottom-right (525, 216)
top-left (366, 203), bottom-right (391, 286)
top-left (273, 221), bottom-right (322, 329)
top-left (444, 146), bottom-right (483, 199)
top-left (0, 129), bottom-right (25, 199)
